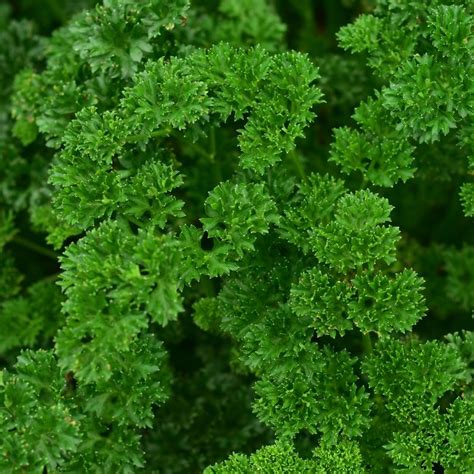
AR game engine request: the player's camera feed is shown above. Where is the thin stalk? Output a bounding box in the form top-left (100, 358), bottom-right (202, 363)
top-left (362, 332), bottom-right (373, 354)
top-left (209, 126), bottom-right (216, 161)
top-left (40, 272), bottom-right (61, 285)
top-left (208, 126), bottom-right (222, 183)
top-left (289, 149), bottom-right (306, 181)
top-left (126, 128), bottom-right (171, 144)
top-left (12, 236), bottom-right (58, 260)
top-left (126, 214), bottom-right (145, 228)
top-left (191, 142), bottom-right (212, 160)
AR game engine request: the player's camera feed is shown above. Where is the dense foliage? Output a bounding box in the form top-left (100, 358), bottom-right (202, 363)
top-left (0, 0), bottom-right (473, 472)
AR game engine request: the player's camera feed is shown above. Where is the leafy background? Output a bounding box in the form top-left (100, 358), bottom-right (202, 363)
top-left (0, 0), bottom-right (473, 472)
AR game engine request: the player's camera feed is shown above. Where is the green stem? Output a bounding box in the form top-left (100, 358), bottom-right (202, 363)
top-left (40, 272), bottom-right (61, 285)
top-left (12, 236), bottom-right (58, 260)
top-left (189, 142), bottom-right (210, 160)
top-left (362, 332), bottom-right (373, 354)
top-left (360, 172), bottom-right (369, 189)
top-left (289, 149), bottom-right (306, 181)
top-left (209, 126), bottom-right (222, 183)
top-left (209, 126), bottom-right (216, 162)
top-left (126, 128), bottom-right (171, 144)
top-left (126, 214), bottom-right (144, 228)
